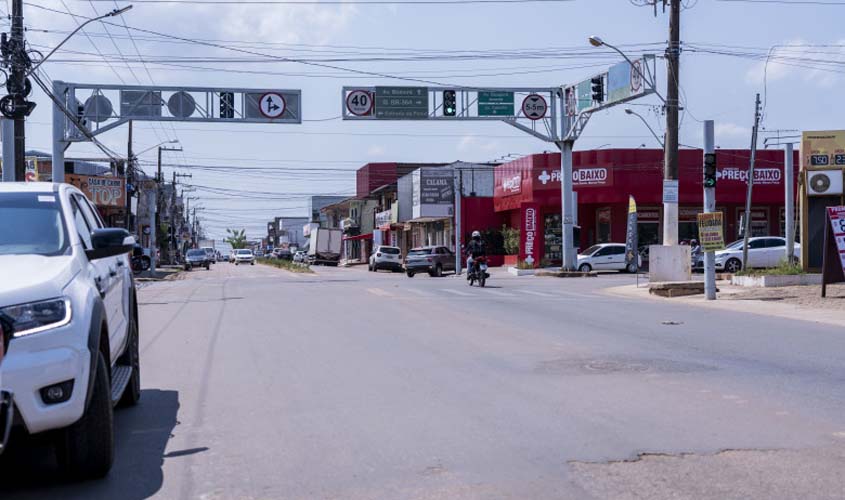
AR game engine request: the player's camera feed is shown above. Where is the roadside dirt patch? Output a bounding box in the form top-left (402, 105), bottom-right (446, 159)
top-left (721, 283), bottom-right (845, 311)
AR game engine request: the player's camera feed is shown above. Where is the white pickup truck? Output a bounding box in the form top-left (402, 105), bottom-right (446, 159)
top-left (0, 182), bottom-right (141, 478)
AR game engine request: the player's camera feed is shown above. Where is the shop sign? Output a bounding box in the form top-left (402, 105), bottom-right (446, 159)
top-left (66, 174), bottom-right (125, 207)
top-left (822, 206), bottom-right (845, 296)
top-left (520, 204), bottom-right (541, 267)
top-left (413, 169), bottom-right (454, 219)
top-left (697, 212), bottom-right (725, 252)
top-left (376, 209), bottom-right (392, 229)
top-left (639, 209), bottom-right (660, 221)
top-left (802, 130), bottom-right (845, 168)
top-left (501, 173), bottom-right (522, 195)
top-left (717, 167), bottom-right (781, 185)
top-left (536, 167), bottom-right (612, 187)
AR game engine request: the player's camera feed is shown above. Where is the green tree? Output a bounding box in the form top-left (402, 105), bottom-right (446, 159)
top-left (225, 228), bottom-right (248, 249)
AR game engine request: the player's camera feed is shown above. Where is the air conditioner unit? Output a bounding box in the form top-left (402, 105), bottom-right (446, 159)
top-left (807, 170), bottom-right (844, 197)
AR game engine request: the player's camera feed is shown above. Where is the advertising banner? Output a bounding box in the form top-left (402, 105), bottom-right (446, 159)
top-left (607, 57), bottom-right (647, 104)
top-left (412, 169), bottom-right (454, 219)
top-left (624, 196), bottom-right (638, 269)
top-left (697, 212), bottom-right (725, 252)
top-left (66, 174), bottom-right (125, 207)
top-left (822, 206), bottom-right (845, 297)
top-left (519, 203), bottom-right (542, 267)
top-left (802, 130), bottom-right (845, 168)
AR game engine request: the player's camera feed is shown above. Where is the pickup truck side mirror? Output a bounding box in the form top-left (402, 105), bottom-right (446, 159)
top-left (86, 228), bottom-right (136, 261)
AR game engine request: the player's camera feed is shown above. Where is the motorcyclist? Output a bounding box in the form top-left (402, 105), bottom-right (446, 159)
top-left (465, 230), bottom-right (487, 279)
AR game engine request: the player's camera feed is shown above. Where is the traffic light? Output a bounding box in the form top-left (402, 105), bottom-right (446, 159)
top-left (704, 152), bottom-right (717, 188)
top-left (220, 91), bottom-right (234, 119)
top-left (591, 76), bottom-right (604, 104)
top-left (443, 90), bottom-right (456, 116)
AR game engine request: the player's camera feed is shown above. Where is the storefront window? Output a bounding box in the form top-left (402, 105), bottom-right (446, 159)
top-left (596, 208), bottom-right (612, 243)
top-left (736, 208), bottom-right (769, 238)
top-left (544, 213), bottom-right (561, 264)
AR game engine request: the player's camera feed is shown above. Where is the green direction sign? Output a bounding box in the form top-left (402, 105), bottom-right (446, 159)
top-left (478, 91), bottom-right (514, 116)
top-left (375, 86), bottom-right (429, 119)
top-left (576, 79), bottom-right (593, 112)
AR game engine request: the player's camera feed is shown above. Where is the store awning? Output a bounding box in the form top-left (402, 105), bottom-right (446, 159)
top-left (342, 233), bottom-right (373, 241)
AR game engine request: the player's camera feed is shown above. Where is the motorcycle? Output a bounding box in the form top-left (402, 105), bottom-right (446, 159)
top-left (467, 256), bottom-right (489, 287)
top-left (131, 245), bottom-right (151, 274)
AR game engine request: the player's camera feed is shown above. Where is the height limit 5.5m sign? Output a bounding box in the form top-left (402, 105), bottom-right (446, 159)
top-left (522, 94), bottom-right (547, 120)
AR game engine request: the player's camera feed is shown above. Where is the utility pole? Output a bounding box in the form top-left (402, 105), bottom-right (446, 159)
top-left (663, 0), bottom-right (681, 246)
top-left (703, 120), bottom-right (716, 300)
top-left (1, 0), bottom-right (37, 181)
top-left (741, 93), bottom-right (762, 271)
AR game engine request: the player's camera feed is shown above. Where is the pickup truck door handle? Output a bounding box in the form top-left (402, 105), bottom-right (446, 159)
top-left (116, 260), bottom-right (125, 267)
top-left (109, 268), bottom-right (118, 277)
top-left (94, 276), bottom-right (106, 299)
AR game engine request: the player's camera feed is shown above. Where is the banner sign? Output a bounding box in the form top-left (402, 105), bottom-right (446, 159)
top-left (802, 130), bottom-right (845, 168)
top-left (520, 204), bottom-right (542, 268)
top-left (66, 174), bottom-right (125, 207)
top-left (822, 206), bottom-right (845, 297)
top-left (624, 196), bottom-right (638, 269)
top-left (697, 212), bottom-right (725, 252)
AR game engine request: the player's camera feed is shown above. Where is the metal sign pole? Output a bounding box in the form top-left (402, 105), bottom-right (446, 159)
top-left (52, 81), bottom-right (67, 183)
top-left (703, 120), bottom-right (716, 300)
top-left (559, 139), bottom-right (576, 271)
top-left (785, 142), bottom-right (795, 264)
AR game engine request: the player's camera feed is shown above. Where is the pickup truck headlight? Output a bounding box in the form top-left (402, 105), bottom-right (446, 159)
top-left (0, 298), bottom-right (71, 338)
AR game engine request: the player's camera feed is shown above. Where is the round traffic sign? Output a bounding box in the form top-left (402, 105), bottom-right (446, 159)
top-left (168, 91), bottom-right (196, 119)
top-left (258, 92), bottom-right (286, 119)
top-left (631, 60), bottom-right (643, 94)
top-left (522, 94), bottom-right (547, 121)
top-left (346, 90), bottom-right (373, 116)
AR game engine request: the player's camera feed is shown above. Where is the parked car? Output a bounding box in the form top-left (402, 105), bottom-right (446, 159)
top-left (706, 237), bottom-right (801, 273)
top-left (184, 248), bottom-right (211, 271)
top-left (0, 182), bottom-right (141, 478)
top-left (255, 250), bottom-right (264, 258)
top-left (234, 248), bottom-right (255, 265)
top-left (368, 245), bottom-right (403, 272)
top-left (293, 250), bottom-right (307, 263)
top-left (576, 243), bottom-right (639, 273)
top-left (201, 246), bottom-right (216, 264)
top-left (404, 246), bottom-right (456, 277)
top-left (272, 247), bottom-right (292, 260)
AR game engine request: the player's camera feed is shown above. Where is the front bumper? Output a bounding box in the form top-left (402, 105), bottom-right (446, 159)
top-left (1, 320), bottom-right (90, 435)
top-left (404, 262), bottom-right (434, 272)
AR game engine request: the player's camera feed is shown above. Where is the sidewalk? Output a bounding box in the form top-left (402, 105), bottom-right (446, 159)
top-left (135, 265), bottom-right (184, 282)
top-left (604, 281), bottom-right (845, 328)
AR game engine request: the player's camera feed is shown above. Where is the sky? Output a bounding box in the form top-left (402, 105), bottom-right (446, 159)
top-left (10, 0), bottom-right (845, 239)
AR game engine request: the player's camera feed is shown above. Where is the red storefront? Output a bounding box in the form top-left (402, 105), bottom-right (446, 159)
top-left (494, 148), bottom-right (799, 267)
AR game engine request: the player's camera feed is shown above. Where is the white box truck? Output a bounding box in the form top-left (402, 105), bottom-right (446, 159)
top-left (307, 228), bottom-right (342, 266)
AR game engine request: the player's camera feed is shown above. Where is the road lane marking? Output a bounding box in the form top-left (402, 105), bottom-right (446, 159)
top-left (440, 289), bottom-right (473, 297)
top-left (366, 288), bottom-right (393, 297)
top-left (485, 289), bottom-right (516, 297)
top-left (518, 290), bottom-right (554, 297)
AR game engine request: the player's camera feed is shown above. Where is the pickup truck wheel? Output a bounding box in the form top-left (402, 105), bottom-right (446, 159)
top-left (118, 316), bottom-right (141, 407)
top-left (434, 264), bottom-right (443, 277)
top-left (205, 263), bottom-right (210, 270)
top-left (251, 262), bottom-right (255, 266)
top-left (57, 352), bottom-right (114, 479)
top-left (406, 271), bottom-right (415, 278)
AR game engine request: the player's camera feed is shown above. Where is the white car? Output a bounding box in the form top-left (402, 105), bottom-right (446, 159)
top-left (368, 245), bottom-right (403, 272)
top-left (234, 248), bottom-right (255, 265)
top-left (576, 243), bottom-right (639, 273)
top-left (0, 182), bottom-right (141, 478)
top-left (201, 246), bottom-right (217, 264)
top-left (1, 323), bottom-right (12, 455)
top-left (713, 237), bottom-right (801, 273)
top-left (293, 250), bottom-right (306, 263)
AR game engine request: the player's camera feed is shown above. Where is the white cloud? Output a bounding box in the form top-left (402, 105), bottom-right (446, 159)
top-left (218, 4), bottom-right (358, 45)
top-left (367, 145), bottom-right (386, 156)
top-left (715, 122), bottom-right (750, 140)
top-left (745, 39), bottom-right (845, 88)
top-left (457, 135), bottom-right (499, 153)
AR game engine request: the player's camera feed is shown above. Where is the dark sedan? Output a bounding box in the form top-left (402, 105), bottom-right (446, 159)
top-left (404, 246), bottom-right (457, 277)
top-left (185, 248), bottom-right (211, 270)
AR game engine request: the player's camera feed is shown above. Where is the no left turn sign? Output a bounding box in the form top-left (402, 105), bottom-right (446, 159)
top-left (259, 92), bottom-right (286, 119)
top-left (522, 94), bottom-right (547, 121)
top-left (346, 90), bottom-right (374, 116)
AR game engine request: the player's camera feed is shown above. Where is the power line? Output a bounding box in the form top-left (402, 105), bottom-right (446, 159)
top-left (79, 0), bottom-right (576, 4)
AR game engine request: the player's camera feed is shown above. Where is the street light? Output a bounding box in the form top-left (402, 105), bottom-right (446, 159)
top-left (135, 139), bottom-right (179, 157)
top-left (624, 108), bottom-right (664, 148)
top-left (28, 5), bottom-right (134, 76)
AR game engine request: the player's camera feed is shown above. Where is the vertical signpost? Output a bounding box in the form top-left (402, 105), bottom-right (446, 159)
top-left (702, 120), bottom-right (718, 300)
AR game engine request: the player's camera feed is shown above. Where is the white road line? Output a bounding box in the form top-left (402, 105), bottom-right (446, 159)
top-left (440, 289), bottom-right (473, 297)
top-left (518, 289), bottom-right (554, 297)
top-left (366, 288), bottom-right (393, 297)
top-left (484, 289), bottom-right (516, 297)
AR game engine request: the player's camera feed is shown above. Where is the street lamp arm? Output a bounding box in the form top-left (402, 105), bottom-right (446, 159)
top-left (27, 5), bottom-right (133, 76)
top-left (627, 109), bottom-right (664, 148)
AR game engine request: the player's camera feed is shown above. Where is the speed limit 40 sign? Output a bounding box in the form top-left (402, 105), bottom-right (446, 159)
top-left (347, 90), bottom-right (374, 116)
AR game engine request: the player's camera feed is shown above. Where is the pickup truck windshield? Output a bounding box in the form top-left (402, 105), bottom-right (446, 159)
top-left (0, 192), bottom-right (69, 256)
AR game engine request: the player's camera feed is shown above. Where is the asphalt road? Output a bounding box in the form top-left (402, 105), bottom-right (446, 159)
top-left (3, 262), bottom-right (845, 499)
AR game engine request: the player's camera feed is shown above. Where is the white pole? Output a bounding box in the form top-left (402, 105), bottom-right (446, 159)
top-left (454, 167), bottom-right (462, 275)
top-left (1, 119), bottom-right (14, 182)
top-left (784, 142), bottom-right (795, 264)
top-left (52, 81), bottom-right (66, 183)
top-left (703, 121), bottom-right (716, 300)
top-left (560, 140), bottom-right (576, 271)
top-left (148, 189), bottom-right (157, 274)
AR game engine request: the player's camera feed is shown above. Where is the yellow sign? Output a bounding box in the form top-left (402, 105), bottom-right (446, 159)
top-left (802, 130), bottom-right (845, 169)
top-left (697, 212), bottom-right (725, 252)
